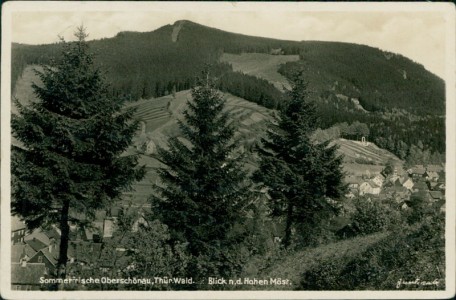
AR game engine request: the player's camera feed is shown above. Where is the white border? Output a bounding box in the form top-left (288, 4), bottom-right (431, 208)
top-left (1, 2), bottom-right (455, 299)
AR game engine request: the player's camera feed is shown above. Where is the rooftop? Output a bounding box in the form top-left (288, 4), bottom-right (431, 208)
top-left (25, 238), bottom-right (47, 252)
top-left (25, 228), bottom-right (51, 246)
top-left (344, 175), bottom-right (362, 184)
top-left (427, 164), bottom-right (444, 172)
top-left (11, 216), bottom-right (26, 232)
top-left (11, 262), bottom-right (46, 285)
top-left (429, 191), bottom-right (444, 199)
top-left (11, 243), bottom-right (37, 262)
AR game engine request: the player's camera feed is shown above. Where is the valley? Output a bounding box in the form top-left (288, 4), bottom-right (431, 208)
top-left (9, 19), bottom-right (446, 292)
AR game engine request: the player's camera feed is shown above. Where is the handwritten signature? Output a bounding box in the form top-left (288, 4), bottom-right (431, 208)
top-left (396, 278), bottom-right (440, 289)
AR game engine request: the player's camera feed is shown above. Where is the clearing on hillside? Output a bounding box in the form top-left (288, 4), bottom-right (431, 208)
top-left (332, 138), bottom-right (402, 166)
top-left (220, 53), bottom-right (299, 91)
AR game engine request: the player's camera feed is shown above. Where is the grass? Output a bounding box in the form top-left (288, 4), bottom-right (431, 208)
top-left (252, 231), bottom-right (390, 290)
top-left (12, 66), bottom-right (402, 208)
top-left (220, 53), bottom-right (299, 91)
top-left (333, 138), bottom-right (402, 166)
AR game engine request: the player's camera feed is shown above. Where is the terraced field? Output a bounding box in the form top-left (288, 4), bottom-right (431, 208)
top-left (332, 138), bottom-right (402, 166)
top-left (11, 66), bottom-right (403, 207)
top-left (127, 89), bottom-right (273, 204)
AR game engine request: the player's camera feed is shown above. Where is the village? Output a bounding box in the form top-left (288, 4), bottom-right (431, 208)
top-left (11, 206), bottom-right (149, 290)
top-left (11, 156), bottom-right (446, 291)
top-left (344, 163), bottom-right (446, 211)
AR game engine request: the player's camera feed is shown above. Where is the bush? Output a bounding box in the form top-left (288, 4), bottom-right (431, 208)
top-left (351, 197), bottom-right (403, 235)
top-left (298, 210), bottom-right (444, 290)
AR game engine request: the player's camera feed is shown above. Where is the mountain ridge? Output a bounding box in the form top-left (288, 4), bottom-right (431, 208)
top-left (10, 20), bottom-right (445, 159)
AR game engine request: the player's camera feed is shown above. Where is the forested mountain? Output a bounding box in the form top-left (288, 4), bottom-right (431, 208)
top-left (11, 19), bottom-right (445, 159)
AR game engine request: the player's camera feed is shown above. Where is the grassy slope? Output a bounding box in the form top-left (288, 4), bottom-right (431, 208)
top-left (250, 231), bottom-right (389, 290)
top-left (120, 84), bottom-right (274, 205)
top-left (12, 65), bottom-right (403, 205)
top-left (332, 138), bottom-right (402, 165)
top-left (220, 53), bottom-right (299, 91)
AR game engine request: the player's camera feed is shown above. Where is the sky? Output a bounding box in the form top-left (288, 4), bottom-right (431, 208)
top-left (6, 2), bottom-right (453, 78)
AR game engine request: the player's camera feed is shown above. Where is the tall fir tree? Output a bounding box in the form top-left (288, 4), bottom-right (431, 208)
top-left (254, 70), bottom-right (346, 248)
top-left (151, 72), bottom-right (252, 281)
top-left (11, 27), bottom-right (145, 281)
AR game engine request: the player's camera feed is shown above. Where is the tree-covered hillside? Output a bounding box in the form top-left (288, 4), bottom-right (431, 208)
top-left (278, 41), bottom-right (444, 115)
top-left (11, 20), bottom-right (444, 114)
top-left (11, 20), bottom-right (445, 159)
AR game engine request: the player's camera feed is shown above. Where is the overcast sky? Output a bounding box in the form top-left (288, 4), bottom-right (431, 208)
top-left (7, 2), bottom-right (452, 78)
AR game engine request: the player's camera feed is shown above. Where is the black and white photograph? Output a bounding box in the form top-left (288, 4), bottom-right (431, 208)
top-left (1, 2), bottom-right (455, 299)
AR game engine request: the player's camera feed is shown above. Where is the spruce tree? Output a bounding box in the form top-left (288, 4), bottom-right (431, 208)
top-left (254, 70), bottom-right (346, 248)
top-left (11, 27), bottom-right (145, 281)
top-left (151, 72), bottom-right (251, 280)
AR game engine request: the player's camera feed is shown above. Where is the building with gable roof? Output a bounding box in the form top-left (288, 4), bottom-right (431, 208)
top-left (372, 173), bottom-right (385, 187)
top-left (11, 216), bottom-right (26, 244)
top-left (408, 165), bottom-right (426, 178)
top-left (426, 164), bottom-right (444, 173)
top-left (24, 228), bottom-right (51, 246)
top-left (424, 170), bottom-right (439, 181)
top-left (25, 238), bottom-right (47, 253)
top-left (28, 247), bottom-right (58, 275)
top-left (359, 180), bottom-right (381, 196)
top-left (400, 177), bottom-right (414, 190)
top-left (428, 191), bottom-right (444, 203)
top-left (11, 243), bottom-right (37, 263)
top-left (11, 262), bottom-right (46, 291)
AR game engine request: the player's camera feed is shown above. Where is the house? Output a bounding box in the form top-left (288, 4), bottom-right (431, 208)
top-left (11, 243), bottom-right (37, 263)
top-left (11, 262), bottom-right (46, 291)
top-left (24, 228), bottom-right (52, 246)
top-left (424, 171), bottom-right (439, 181)
top-left (388, 173), bottom-right (400, 184)
top-left (11, 216), bottom-right (26, 244)
top-left (344, 175), bottom-right (362, 189)
top-left (372, 174), bottom-right (385, 187)
top-left (400, 177), bottom-right (414, 190)
top-left (391, 185), bottom-right (410, 202)
top-left (28, 247), bottom-right (58, 275)
top-left (44, 227), bottom-right (61, 241)
top-left (426, 164), bottom-right (444, 173)
top-left (413, 180), bottom-right (428, 193)
top-left (345, 190), bottom-right (357, 199)
top-left (25, 238), bottom-right (48, 253)
top-left (427, 181), bottom-right (439, 191)
top-left (107, 206), bottom-right (122, 219)
top-left (409, 165), bottom-right (426, 178)
top-left (82, 227), bottom-right (98, 242)
top-left (103, 219), bottom-right (115, 238)
top-left (359, 181), bottom-right (381, 196)
top-left (359, 181), bottom-right (371, 195)
top-left (68, 241), bottom-right (103, 265)
top-left (428, 191), bottom-right (444, 203)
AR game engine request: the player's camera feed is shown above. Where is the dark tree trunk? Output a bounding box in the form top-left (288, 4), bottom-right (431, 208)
top-left (57, 199), bottom-right (70, 287)
top-left (283, 203), bottom-right (294, 248)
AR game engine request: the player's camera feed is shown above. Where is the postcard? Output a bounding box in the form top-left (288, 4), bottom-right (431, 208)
top-left (1, 1), bottom-right (455, 299)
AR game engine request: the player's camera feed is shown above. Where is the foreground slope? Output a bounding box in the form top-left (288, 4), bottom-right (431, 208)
top-left (243, 231), bottom-right (389, 290)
